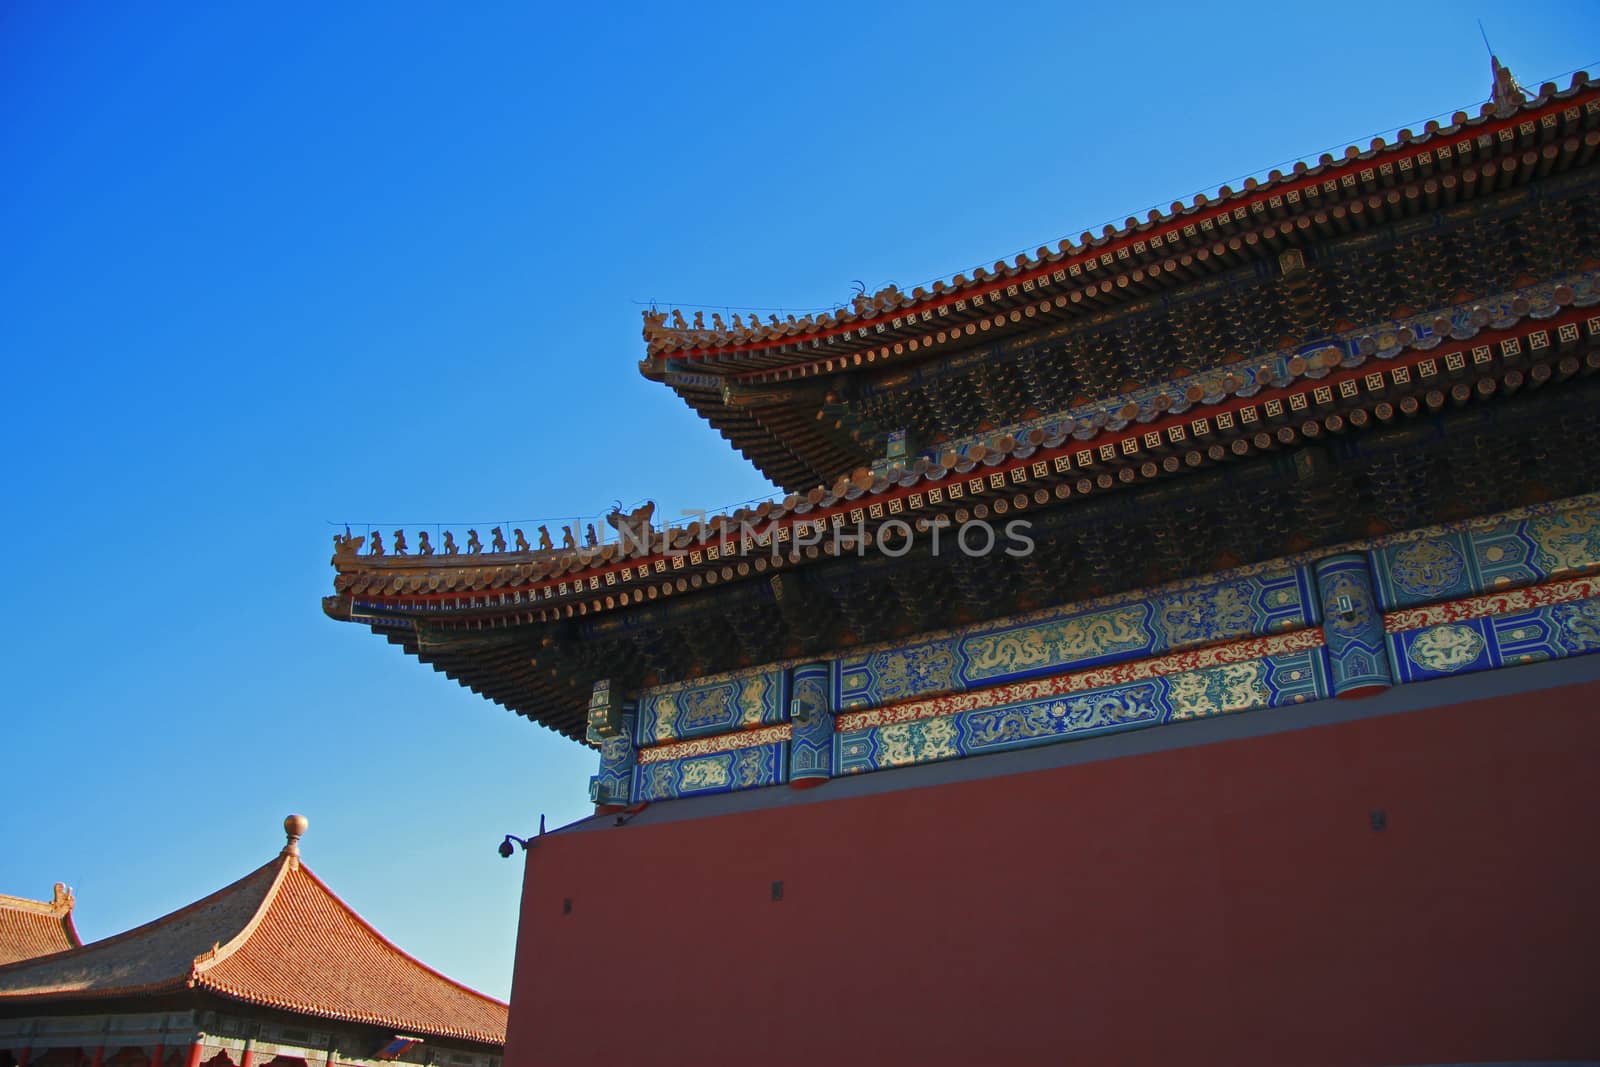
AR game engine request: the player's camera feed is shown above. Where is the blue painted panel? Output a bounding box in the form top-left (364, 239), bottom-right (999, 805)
top-left (833, 565), bottom-right (1318, 711)
top-left (635, 667), bottom-right (789, 745)
top-left (634, 741), bottom-right (790, 802)
top-left (835, 646), bottom-right (1329, 777)
top-left (1388, 597), bottom-right (1600, 684)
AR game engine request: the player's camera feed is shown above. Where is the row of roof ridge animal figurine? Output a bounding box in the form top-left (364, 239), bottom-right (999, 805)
top-left (332, 502), bottom-right (655, 561)
top-left (641, 286), bottom-right (905, 337)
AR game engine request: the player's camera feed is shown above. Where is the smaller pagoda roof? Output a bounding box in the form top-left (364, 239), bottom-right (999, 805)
top-left (0, 885), bottom-right (81, 966)
top-left (0, 818), bottom-right (506, 1047)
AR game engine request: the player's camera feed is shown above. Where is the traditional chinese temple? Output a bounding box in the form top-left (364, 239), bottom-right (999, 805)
top-left (0, 819), bottom-right (505, 1067)
top-left (324, 63), bottom-right (1600, 1064)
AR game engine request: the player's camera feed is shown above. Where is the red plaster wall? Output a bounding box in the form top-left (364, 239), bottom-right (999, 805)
top-left (505, 682), bottom-right (1600, 1067)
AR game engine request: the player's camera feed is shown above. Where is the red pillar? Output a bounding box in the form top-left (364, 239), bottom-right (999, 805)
top-left (89, 1049), bottom-right (103, 1067)
top-left (183, 1046), bottom-right (202, 1067)
top-left (16, 1047), bottom-right (30, 1067)
top-left (149, 1045), bottom-right (163, 1067)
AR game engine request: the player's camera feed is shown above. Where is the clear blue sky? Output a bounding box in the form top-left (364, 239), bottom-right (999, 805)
top-left (3, 1), bottom-right (1595, 1002)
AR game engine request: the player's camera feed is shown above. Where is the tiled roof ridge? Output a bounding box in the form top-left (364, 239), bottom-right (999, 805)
top-left (639, 70), bottom-right (1595, 361)
top-left (187, 855), bottom-right (294, 980)
top-left (0, 860), bottom-right (280, 981)
top-left (0, 885), bottom-right (82, 966)
top-left (240, 861), bottom-right (505, 1007)
top-left (194, 861), bottom-right (506, 1043)
top-left (0, 885), bottom-right (75, 919)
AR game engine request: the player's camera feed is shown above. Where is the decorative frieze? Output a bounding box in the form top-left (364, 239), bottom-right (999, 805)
top-left (634, 741), bottom-right (788, 802)
top-left (634, 667), bottom-right (789, 745)
top-left (1371, 499), bottom-right (1600, 610)
top-left (593, 494), bottom-right (1600, 804)
top-left (1388, 588), bottom-right (1600, 684)
top-left (834, 628), bottom-right (1325, 733)
top-left (836, 643), bottom-right (1328, 776)
top-left (835, 564), bottom-right (1316, 710)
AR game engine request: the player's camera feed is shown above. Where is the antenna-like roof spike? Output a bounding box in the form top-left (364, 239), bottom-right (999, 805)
top-left (1482, 20), bottom-right (1527, 119)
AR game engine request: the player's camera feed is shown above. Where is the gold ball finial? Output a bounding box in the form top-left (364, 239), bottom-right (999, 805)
top-left (282, 814), bottom-right (308, 857)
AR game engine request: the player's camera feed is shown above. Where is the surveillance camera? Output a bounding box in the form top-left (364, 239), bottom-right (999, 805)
top-left (497, 839), bottom-right (514, 858)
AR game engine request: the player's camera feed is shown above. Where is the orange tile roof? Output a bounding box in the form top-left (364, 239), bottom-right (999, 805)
top-left (0, 885), bottom-right (80, 966)
top-left (196, 859), bottom-right (507, 1045)
top-left (0, 841), bottom-right (506, 1046)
